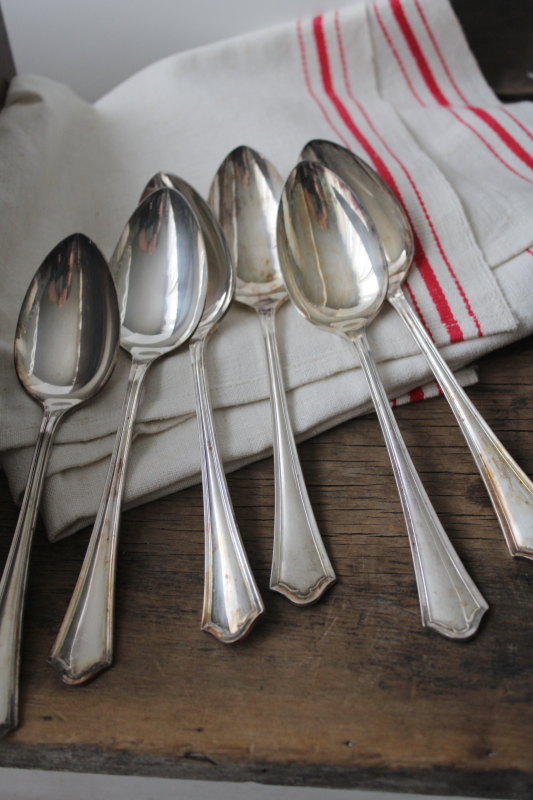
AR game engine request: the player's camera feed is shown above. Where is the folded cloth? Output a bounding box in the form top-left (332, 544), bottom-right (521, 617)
top-left (0, 0), bottom-right (532, 541)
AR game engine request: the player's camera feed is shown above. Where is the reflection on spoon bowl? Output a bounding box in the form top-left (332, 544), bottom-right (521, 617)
top-left (300, 139), bottom-right (414, 292)
top-left (277, 158), bottom-right (387, 333)
top-left (112, 187), bottom-right (206, 355)
top-left (209, 145), bottom-right (286, 303)
top-left (16, 235), bottom-right (119, 404)
top-left (140, 173), bottom-right (234, 333)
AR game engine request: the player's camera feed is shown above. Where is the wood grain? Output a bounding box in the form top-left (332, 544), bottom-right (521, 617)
top-left (1, 337), bottom-right (533, 796)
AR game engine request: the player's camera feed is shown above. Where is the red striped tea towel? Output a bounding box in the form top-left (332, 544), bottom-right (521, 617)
top-left (0, 0), bottom-right (532, 539)
top-left (369, 0), bottom-right (533, 267)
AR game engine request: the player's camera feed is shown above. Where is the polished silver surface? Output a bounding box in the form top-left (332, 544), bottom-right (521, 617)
top-left (210, 146), bottom-right (335, 605)
top-left (142, 173), bottom-right (264, 641)
top-left (278, 161), bottom-right (488, 640)
top-left (140, 174), bottom-right (234, 336)
top-left (0, 234), bottom-right (120, 736)
top-left (300, 140), bottom-right (414, 294)
top-left (303, 139), bottom-right (533, 561)
top-left (48, 188), bottom-right (207, 684)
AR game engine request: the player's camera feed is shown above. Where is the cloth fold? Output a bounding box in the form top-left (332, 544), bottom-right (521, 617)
top-left (0, 0), bottom-right (532, 541)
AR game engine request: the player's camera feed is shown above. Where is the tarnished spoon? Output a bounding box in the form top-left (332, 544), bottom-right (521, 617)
top-left (210, 146), bottom-right (335, 605)
top-left (277, 161), bottom-right (488, 639)
top-left (48, 188), bottom-right (207, 684)
top-left (0, 234), bottom-right (120, 735)
top-left (141, 173), bottom-right (264, 642)
top-left (302, 139), bottom-right (533, 561)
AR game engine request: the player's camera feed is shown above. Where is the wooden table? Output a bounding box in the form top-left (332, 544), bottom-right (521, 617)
top-left (0, 1), bottom-right (532, 797)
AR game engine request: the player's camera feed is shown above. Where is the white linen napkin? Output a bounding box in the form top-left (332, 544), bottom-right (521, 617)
top-left (0, 0), bottom-right (532, 541)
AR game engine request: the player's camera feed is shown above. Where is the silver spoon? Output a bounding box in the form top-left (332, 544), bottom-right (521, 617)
top-left (48, 188), bottom-right (207, 684)
top-left (0, 234), bottom-right (120, 735)
top-left (277, 161), bottom-right (488, 639)
top-left (302, 139), bottom-right (533, 561)
top-left (140, 172), bottom-right (264, 642)
top-left (210, 146), bottom-right (335, 605)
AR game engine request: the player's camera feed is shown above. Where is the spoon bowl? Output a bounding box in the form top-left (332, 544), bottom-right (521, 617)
top-left (209, 145), bottom-right (286, 303)
top-left (112, 187), bottom-right (206, 355)
top-left (278, 161), bottom-right (488, 640)
top-left (300, 140), bottom-right (414, 292)
top-left (1, 234), bottom-right (120, 735)
top-left (15, 234), bottom-right (119, 405)
top-left (140, 173), bottom-right (234, 334)
top-left (277, 160), bottom-right (388, 334)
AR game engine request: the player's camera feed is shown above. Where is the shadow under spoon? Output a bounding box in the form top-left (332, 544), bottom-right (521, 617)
top-left (302, 138), bottom-right (533, 561)
top-left (0, 234), bottom-right (120, 735)
top-left (209, 145), bottom-right (335, 605)
top-left (48, 188), bottom-right (207, 684)
top-left (277, 161), bottom-right (488, 640)
top-left (141, 173), bottom-right (264, 642)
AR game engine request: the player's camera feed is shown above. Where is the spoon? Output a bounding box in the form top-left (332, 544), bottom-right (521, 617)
top-left (302, 139), bottom-right (533, 561)
top-left (277, 161), bottom-right (488, 639)
top-left (0, 234), bottom-right (120, 735)
top-left (209, 146), bottom-right (335, 605)
top-left (48, 188), bottom-right (207, 684)
top-left (140, 172), bottom-right (264, 642)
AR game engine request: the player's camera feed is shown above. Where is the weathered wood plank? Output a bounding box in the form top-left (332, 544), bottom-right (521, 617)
top-left (1, 337), bottom-right (533, 796)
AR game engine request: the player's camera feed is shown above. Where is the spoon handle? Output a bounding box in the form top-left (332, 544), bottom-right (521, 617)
top-left (390, 286), bottom-right (533, 559)
top-left (257, 306), bottom-right (336, 604)
top-left (0, 406), bottom-right (64, 736)
top-left (352, 329), bottom-right (488, 639)
top-left (190, 336), bottom-right (265, 641)
top-left (48, 359), bottom-right (150, 685)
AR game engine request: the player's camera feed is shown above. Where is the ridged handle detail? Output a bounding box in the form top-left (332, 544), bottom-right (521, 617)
top-left (258, 306), bottom-right (336, 604)
top-left (48, 360), bottom-right (149, 684)
top-left (390, 286), bottom-right (533, 559)
top-left (190, 336), bottom-right (265, 642)
top-left (353, 329), bottom-right (487, 639)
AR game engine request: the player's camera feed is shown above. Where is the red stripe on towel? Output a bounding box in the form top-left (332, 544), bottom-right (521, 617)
top-left (389, 0), bottom-right (449, 106)
top-left (449, 109), bottom-right (533, 185)
top-left (314, 14), bottom-right (464, 343)
top-left (312, 15), bottom-right (398, 190)
top-left (391, 0), bottom-right (533, 177)
top-left (296, 20), bottom-right (351, 148)
top-left (297, 16), bottom-right (468, 343)
top-left (373, 1), bottom-right (425, 106)
top-left (500, 109), bottom-right (533, 144)
top-left (468, 108), bottom-right (533, 173)
top-left (409, 386), bottom-right (425, 402)
top-left (412, 0), bottom-right (469, 104)
top-left (413, 0), bottom-right (533, 162)
top-left (331, 12), bottom-right (481, 340)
